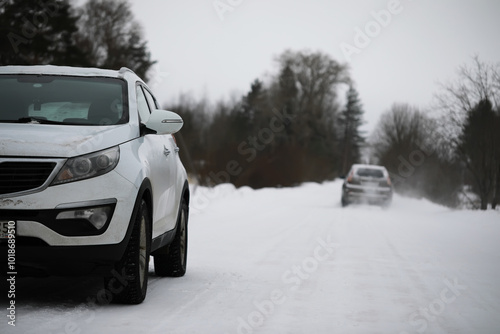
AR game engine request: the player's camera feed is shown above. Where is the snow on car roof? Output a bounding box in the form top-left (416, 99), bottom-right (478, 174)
top-left (0, 65), bottom-right (136, 79)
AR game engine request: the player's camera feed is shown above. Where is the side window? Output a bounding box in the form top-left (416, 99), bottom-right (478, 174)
top-left (143, 88), bottom-right (159, 111)
top-left (136, 85), bottom-right (151, 123)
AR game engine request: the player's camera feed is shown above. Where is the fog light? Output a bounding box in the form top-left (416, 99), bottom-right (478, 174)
top-left (89, 210), bottom-right (108, 229)
top-left (56, 206), bottom-right (111, 230)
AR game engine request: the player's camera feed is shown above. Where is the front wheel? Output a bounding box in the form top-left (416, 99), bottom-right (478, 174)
top-left (154, 200), bottom-right (188, 277)
top-left (105, 199), bottom-right (151, 304)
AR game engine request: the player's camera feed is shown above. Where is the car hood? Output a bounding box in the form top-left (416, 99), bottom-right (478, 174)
top-left (0, 123), bottom-right (137, 158)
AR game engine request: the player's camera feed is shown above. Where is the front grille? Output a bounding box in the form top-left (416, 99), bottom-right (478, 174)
top-left (0, 161), bottom-right (56, 195)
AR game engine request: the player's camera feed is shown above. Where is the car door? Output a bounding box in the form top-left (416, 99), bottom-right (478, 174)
top-left (136, 84), bottom-right (178, 237)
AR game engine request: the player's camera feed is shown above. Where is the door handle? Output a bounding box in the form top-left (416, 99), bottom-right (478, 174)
top-left (163, 146), bottom-right (171, 157)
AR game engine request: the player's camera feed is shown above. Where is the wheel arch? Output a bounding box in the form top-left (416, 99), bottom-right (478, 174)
top-left (150, 180), bottom-right (189, 254)
top-left (99, 178), bottom-right (152, 266)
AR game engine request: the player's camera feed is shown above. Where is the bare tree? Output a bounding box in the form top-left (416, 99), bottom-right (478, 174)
top-left (371, 104), bottom-right (432, 161)
top-left (277, 50), bottom-right (350, 116)
top-left (436, 57), bottom-right (500, 210)
top-left (436, 56), bottom-right (500, 147)
top-left (370, 103), bottom-right (461, 206)
top-left (75, 0), bottom-right (155, 80)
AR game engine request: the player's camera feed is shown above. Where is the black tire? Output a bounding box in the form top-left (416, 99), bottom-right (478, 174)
top-left (381, 199), bottom-right (392, 209)
top-left (341, 195), bottom-right (349, 207)
top-left (154, 200), bottom-right (188, 277)
top-left (105, 199), bottom-right (151, 304)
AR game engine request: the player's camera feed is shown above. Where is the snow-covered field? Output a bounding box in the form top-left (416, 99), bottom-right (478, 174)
top-left (2, 180), bottom-right (500, 334)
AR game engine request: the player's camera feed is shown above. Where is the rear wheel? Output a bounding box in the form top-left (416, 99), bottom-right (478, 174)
top-left (381, 199), bottom-right (392, 209)
top-left (105, 199), bottom-right (151, 304)
top-left (154, 200), bottom-right (188, 277)
top-left (341, 195), bottom-right (349, 207)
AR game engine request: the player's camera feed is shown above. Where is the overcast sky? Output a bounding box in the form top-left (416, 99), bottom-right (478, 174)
top-left (128, 0), bottom-right (500, 132)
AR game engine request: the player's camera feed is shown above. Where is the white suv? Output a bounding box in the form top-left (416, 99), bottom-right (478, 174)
top-left (0, 65), bottom-right (189, 304)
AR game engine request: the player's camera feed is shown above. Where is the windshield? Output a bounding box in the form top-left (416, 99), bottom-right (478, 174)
top-left (0, 75), bottom-right (128, 125)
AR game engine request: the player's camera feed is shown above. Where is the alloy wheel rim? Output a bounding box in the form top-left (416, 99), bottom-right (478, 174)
top-left (179, 210), bottom-right (187, 267)
top-left (139, 215), bottom-right (147, 287)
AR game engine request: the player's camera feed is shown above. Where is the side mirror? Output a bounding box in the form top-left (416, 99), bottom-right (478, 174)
top-left (145, 110), bottom-right (183, 135)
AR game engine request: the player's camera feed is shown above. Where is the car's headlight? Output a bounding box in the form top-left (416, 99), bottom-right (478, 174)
top-left (51, 146), bottom-right (120, 185)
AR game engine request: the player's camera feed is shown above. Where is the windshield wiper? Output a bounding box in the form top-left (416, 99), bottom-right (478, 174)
top-left (15, 117), bottom-right (63, 125)
top-left (0, 117), bottom-right (90, 125)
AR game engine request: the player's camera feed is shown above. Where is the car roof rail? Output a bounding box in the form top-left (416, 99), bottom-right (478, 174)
top-left (118, 67), bottom-right (134, 75)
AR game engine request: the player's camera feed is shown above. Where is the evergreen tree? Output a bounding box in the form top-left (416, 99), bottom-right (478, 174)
top-left (458, 99), bottom-right (499, 210)
top-left (241, 79), bottom-right (266, 128)
top-left (277, 62), bottom-right (298, 115)
top-left (493, 108), bottom-right (500, 209)
top-left (0, 0), bottom-right (88, 66)
top-left (339, 86), bottom-right (365, 175)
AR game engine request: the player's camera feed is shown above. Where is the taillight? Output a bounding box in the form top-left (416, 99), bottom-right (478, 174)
top-left (387, 176), bottom-right (392, 186)
top-left (347, 171), bottom-right (354, 183)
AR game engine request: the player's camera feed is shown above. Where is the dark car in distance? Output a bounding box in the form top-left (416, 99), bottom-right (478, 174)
top-left (341, 164), bottom-right (393, 207)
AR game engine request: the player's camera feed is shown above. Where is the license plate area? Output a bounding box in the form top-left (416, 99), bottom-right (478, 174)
top-left (0, 220), bottom-right (15, 239)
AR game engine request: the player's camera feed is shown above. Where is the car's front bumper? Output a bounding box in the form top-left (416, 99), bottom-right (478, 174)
top-left (0, 170), bottom-right (137, 246)
top-left (0, 171), bottom-right (140, 276)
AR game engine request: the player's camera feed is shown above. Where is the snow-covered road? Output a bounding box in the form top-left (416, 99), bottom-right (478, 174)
top-left (2, 181), bottom-right (500, 333)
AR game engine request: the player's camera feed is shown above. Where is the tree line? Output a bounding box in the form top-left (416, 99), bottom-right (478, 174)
top-left (175, 54), bottom-right (500, 210)
top-left (172, 49), bottom-right (365, 189)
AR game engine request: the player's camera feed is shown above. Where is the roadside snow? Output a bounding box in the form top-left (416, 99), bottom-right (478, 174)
top-left (2, 180), bottom-right (499, 334)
